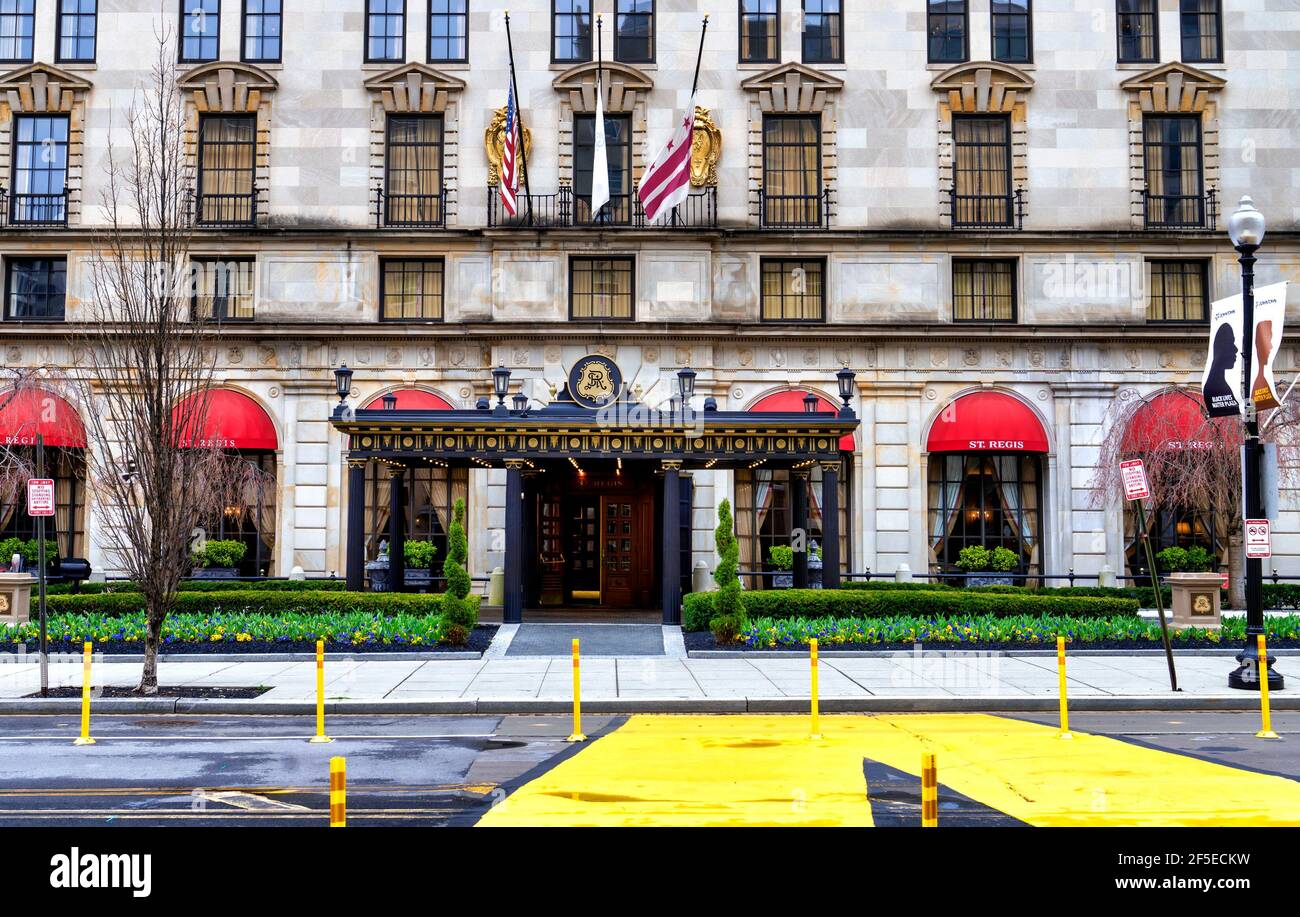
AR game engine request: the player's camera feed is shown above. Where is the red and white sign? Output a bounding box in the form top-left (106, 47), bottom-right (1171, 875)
top-left (1246, 519), bottom-right (1272, 559)
top-left (1120, 459), bottom-right (1150, 501)
top-left (26, 479), bottom-right (54, 517)
top-left (1221, 572), bottom-right (1230, 590)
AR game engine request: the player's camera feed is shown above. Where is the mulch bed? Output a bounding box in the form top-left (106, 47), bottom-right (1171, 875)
top-left (26, 686), bottom-right (270, 699)
top-left (9, 625), bottom-right (497, 656)
top-left (684, 632), bottom-right (1300, 653)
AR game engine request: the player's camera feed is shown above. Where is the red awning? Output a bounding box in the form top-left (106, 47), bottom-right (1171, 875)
top-left (927, 391), bottom-right (1049, 453)
top-left (0, 389), bottom-right (86, 448)
top-left (362, 389), bottom-right (454, 410)
top-left (749, 390), bottom-right (855, 451)
top-left (1121, 390), bottom-right (1232, 453)
top-left (174, 389), bottom-right (278, 450)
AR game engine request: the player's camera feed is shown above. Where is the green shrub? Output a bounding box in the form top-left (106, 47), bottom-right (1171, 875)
top-left (46, 579), bottom-right (349, 595)
top-left (440, 499), bottom-right (475, 644)
top-left (44, 589), bottom-right (478, 618)
top-left (768, 544), bottom-right (794, 570)
top-left (404, 540), bottom-right (437, 570)
top-left (683, 587), bottom-right (1138, 631)
top-left (955, 546), bottom-right (990, 572)
top-left (0, 536), bottom-right (57, 567)
top-left (708, 499), bottom-right (747, 643)
top-left (194, 539), bottom-right (247, 569)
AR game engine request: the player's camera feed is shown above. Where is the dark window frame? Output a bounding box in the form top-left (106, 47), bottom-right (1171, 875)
top-left (738, 0), bottom-right (779, 64)
top-left (0, 0), bottom-right (35, 64)
top-left (927, 0), bottom-right (968, 65)
top-left (759, 257), bottom-right (827, 323)
top-left (241, 0), bottom-right (283, 63)
top-left (761, 113), bottom-right (823, 227)
top-left (951, 113), bottom-right (1014, 228)
top-left (614, 0), bottom-right (654, 64)
top-left (552, 0), bottom-right (592, 64)
top-left (191, 257), bottom-right (257, 323)
top-left (379, 257), bottom-right (446, 322)
top-left (55, 0), bottom-right (97, 64)
top-left (929, 452), bottom-right (1043, 575)
top-left (991, 0), bottom-right (1032, 64)
top-left (196, 113), bottom-right (258, 226)
top-left (736, 461), bottom-right (852, 589)
top-left (1116, 0), bottom-right (1158, 64)
top-left (1146, 259), bottom-right (1210, 324)
top-left (801, 0), bottom-right (842, 64)
top-left (365, 0), bottom-right (406, 64)
top-left (179, 0), bottom-right (221, 64)
top-left (9, 113), bottom-right (70, 226)
top-left (428, 0), bottom-right (468, 63)
top-left (573, 112), bottom-right (633, 224)
top-left (1142, 113), bottom-right (1205, 229)
top-left (1179, 0), bottom-right (1222, 64)
top-left (0, 445), bottom-right (85, 558)
top-left (3, 257), bottom-right (68, 322)
top-left (952, 258), bottom-right (1018, 323)
top-left (568, 256), bottom-right (635, 321)
top-left (383, 113), bottom-right (445, 226)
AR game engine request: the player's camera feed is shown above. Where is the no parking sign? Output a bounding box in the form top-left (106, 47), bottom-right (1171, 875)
top-left (26, 479), bottom-right (54, 517)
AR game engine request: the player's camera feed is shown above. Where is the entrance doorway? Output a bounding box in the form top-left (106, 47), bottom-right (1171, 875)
top-left (529, 462), bottom-right (656, 610)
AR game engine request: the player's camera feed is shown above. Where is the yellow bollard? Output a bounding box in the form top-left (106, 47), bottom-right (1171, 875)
top-left (921, 752), bottom-right (938, 827)
top-left (1057, 635), bottom-right (1072, 739)
top-left (309, 640), bottom-right (332, 743)
top-left (73, 641), bottom-right (95, 746)
top-left (809, 638), bottom-right (822, 739)
top-left (329, 756), bottom-right (346, 827)
top-left (1256, 633), bottom-right (1280, 739)
top-left (567, 638), bottom-right (586, 743)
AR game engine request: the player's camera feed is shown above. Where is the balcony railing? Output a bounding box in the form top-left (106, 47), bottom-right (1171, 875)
top-left (948, 187), bottom-right (1024, 230)
top-left (374, 185), bottom-right (447, 228)
top-left (191, 190), bottom-right (257, 228)
top-left (486, 184), bottom-right (717, 229)
top-left (757, 188), bottom-right (830, 229)
top-left (3, 188), bottom-right (68, 227)
top-left (1144, 186), bottom-right (1218, 230)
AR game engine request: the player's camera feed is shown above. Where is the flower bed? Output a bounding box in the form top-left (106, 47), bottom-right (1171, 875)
top-left (2, 611), bottom-right (494, 653)
top-left (687, 613), bottom-right (1300, 651)
top-left (44, 590), bottom-right (473, 617)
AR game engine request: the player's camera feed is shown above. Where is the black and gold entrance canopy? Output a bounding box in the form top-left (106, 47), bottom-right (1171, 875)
top-left (334, 362), bottom-right (859, 469)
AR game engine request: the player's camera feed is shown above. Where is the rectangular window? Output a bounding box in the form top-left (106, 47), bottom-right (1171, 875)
top-left (0, 0), bottom-right (33, 63)
top-left (570, 257), bottom-right (633, 320)
top-left (192, 258), bottom-right (256, 321)
top-left (952, 259), bottom-right (1016, 322)
top-left (761, 115), bottom-right (821, 227)
top-left (553, 0), bottom-right (591, 63)
top-left (367, 0), bottom-right (405, 63)
top-left (574, 113), bottom-right (632, 223)
top-left (11, 115), bottom-right (69, 226)
top-left (242, 0), bottom-right (282, 62)
top-left (614, 0), bottom-right (653, 63)
top-left (180, 0), bottom-right (220, 63)
top-left (951, 114), bottom-right (1013, 228)
top-left (739, 0), bottom-right (778, 63)
top-left (384, 115), bottom-right (444, 226)
top-left (1147, 260), bottom-right (1208, 323)
top-left (1143, 115), bottom-right (1204, 228)
top-left (56, 0), bottom-right (97, 63)
top-left (197, 114), bottom-right (257, 225)
top-left (991, 0), bottom-right (1031, 63)
top-left (381, 259), bottom-right (445, 321)
top-left (1180, 0), bottom-right (1221, 63)
top-left (928, 454), bottom-right (1041, 574)
top-left (429, 0), bottom-right (467, 62)
top-left (1116, 0), bottom-right (1157, 63)
top-left (761, 258), bottom-right (825, 322)
top-left (802, 0), bottom-right (841, 63)
top-left (927, 0), bottom-right (967, 64)
top-left (735, 464), bottom-right (850, 588)
top-left (4, 258), bottom-right (66, 321)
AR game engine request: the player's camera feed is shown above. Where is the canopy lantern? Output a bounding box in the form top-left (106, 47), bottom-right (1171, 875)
top-left (0, 389), bottom-right (86, 448)
top-left (749, 390), bottom-right (856, 451)
top-left (174, 389), bottom-right (278, 450)
top-left (926, 391), bottom-right (1050, 453)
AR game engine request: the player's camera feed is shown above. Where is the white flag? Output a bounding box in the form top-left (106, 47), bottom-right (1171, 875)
top-left (590, 76), bottom-right (610, 219)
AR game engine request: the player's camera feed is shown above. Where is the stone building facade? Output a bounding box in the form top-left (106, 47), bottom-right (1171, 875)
top-left (1, 1), bottom-right (1299, 605)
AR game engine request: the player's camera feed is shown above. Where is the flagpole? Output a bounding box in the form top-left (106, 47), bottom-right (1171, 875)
top-left (595, 13), bottom-right (606, 222)
top-left (503, 10), bottom-right (533, 224)
top-left (671, 15), bottom-right (709, 226)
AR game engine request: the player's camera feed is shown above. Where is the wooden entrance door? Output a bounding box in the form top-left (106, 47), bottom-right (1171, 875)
top-left (600, 492), bottom-right (653, 607)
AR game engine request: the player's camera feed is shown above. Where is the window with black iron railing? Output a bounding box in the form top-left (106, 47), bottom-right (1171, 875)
top-left (948, 186), bottom-right (1024, 229)
top-left (5, 188), bottom-right (69, 227)
top-left (757, 187), bottom-right (830, 229)
top-left (374, 185), bottom-right (447, 228)
top-left (486, 184), bottom-right (717, 229)
top-left (1144, 185), bottom-right (1217, 230)
top-left (194, 114), bottom-right (257, 227)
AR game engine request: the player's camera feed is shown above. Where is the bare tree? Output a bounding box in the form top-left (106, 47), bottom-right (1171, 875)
top-left (74, 30), bottom-right (251, 693)
top-left (1091, 386), bottom-right (1300, 604)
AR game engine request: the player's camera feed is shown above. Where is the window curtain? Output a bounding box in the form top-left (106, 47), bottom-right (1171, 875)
top-left (735, 471), bottom-right (754, 573)
top-left (250, 459), bottom-right (276, 565)
top-left (928, 455), bottom-right (964, 562)
top-left (1020, 456), bottom-right (1040, 570)
top-left (387, 117), bottom-right (443, 222)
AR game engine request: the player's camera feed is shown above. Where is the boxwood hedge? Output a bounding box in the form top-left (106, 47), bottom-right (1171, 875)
top-left (44, 589), bottom-right (472, 617)
top-left (45, 579), bottom-right (349, 595)
top-left (682, 587), bottom-right (1139, 631)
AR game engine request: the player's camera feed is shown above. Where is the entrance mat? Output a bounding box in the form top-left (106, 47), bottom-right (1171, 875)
top-left (506, 624), bottom-right (664, 657)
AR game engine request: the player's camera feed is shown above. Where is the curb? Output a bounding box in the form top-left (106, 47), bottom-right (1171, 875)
top-left (2, 695), bottom-right (1297, 715)
top-left (0, 651), bottom-right (484, 663)
top-left (687, 648), bottom-right (1296, 659)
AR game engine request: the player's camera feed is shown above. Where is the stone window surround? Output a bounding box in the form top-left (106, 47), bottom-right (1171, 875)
top-left (0, 64), bottom-right (92, 226)
top-left (552, 60), bottom-right (653, 191)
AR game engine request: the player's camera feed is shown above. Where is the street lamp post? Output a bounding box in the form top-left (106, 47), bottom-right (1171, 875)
top-left (1227, 196), bottom-right (1284, 690)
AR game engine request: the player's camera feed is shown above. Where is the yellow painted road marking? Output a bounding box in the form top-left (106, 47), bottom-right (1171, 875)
top-left (477, 714), bottom-right (1300, 827)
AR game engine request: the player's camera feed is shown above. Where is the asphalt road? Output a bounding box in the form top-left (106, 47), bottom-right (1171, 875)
top-left (0, 711), bottom-right (1295, 827)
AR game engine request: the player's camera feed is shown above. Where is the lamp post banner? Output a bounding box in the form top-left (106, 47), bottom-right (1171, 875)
top-left (1248, 281), bottom-right (1289, 412)
top-left (1202, 292), bottom-right (1244, 417)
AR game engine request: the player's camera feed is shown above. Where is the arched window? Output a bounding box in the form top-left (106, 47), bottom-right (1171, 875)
top-left (0, 388), bottom-right (86, 561)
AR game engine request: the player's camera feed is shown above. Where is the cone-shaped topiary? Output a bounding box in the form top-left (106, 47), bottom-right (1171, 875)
top-left (709, 498), bottom-right (747, 643)
top-left (441, 498), bottom-right (476, 644)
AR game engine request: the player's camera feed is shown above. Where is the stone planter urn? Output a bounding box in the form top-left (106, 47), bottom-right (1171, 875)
top-left (965, 574), bottom-right (1015, 588)
top-left (191, 567), bottom-right (240, 580)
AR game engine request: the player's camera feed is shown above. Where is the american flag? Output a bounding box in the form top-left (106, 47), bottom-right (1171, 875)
top-left (637, 96), bottom-right (696, 223)
top-left (499, 83), bottom-right (520, 216)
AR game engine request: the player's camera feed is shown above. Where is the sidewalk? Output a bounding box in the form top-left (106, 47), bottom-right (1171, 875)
top-left (0, 646), bottom-right (1293, 713)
